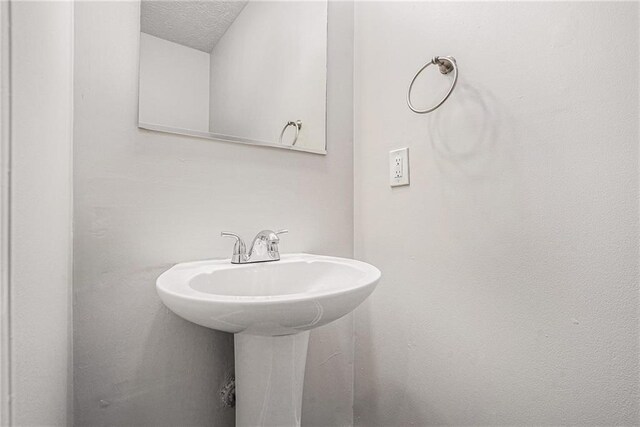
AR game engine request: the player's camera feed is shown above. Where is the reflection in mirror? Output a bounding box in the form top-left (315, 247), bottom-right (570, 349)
top-left (138, 1), bottom-right (328, 154)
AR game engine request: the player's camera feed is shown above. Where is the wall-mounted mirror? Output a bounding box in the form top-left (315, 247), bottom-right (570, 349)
top-left (138, 1), bottom-right (328, 154)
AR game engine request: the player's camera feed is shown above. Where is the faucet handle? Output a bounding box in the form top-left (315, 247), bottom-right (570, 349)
top-left (221, 232), bottom-right (247, 263)
top-left (269, 229), bottom-right (288, 243)
top-left (221, 231), bottom-right (238, 238)
top-left (266, 230), bottom-right (287, 260)
top-left (221, 231), bottom-right (243, 244)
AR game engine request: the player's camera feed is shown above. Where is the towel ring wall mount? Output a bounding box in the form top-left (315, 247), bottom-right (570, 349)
top-left (407, 56), bottom-right (458, 114)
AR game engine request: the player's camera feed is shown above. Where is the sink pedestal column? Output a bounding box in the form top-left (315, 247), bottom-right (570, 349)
top-left (234, 331), bottom-right (310, 427)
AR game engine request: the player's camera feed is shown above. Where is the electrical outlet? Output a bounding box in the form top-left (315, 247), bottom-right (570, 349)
top-left (389, 147), bottom-right (409, 187)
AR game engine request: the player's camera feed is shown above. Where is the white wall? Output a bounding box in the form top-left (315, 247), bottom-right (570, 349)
top-left (0, 2), bottom-right (9, 423)
top-left (209, 1), bottom-right (327, 150)
top-left (139, 32), bottom-right (210, 131)
top-left (10, 1), bottom-right (74, 425)
top-left (354, 2), bottom-right (639, 425)
top-left (74, 1), bottom-right (353, 426)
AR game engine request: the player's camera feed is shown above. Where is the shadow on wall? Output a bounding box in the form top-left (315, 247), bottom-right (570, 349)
top-left (136, 279), bottom-right (236, 426)
top-left (427, 80), bottom-right (517, 180)
top-left (74, 264), bottom-right (236, 427)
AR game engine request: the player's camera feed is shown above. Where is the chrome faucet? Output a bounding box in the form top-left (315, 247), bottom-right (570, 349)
top-left (221, 229), bottom-right (288, 264)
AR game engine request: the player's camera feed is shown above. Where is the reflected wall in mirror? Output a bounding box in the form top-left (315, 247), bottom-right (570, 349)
top-left (138, 1), bottom-right (328, 154)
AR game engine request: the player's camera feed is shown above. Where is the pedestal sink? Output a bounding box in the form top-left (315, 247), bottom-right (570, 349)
top-left (156, 253), bottom-right (381, 427)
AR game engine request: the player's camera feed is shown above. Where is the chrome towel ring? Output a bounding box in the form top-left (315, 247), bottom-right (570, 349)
top-left (407, 56), bottom-right (458, 114)
top-left (279, 120), bottom-right (302, 146)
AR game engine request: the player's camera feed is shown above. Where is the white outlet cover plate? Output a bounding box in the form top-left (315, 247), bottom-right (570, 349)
top-left (389, 147), bottom-right (409, 187)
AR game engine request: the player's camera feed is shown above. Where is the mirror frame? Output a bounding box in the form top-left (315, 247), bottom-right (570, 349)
top-left (136, 3), bottom-right (328, 156)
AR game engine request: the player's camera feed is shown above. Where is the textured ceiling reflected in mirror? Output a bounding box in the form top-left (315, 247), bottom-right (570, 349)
top-left (138, 1), bottom-right (328, 155)
top-left (141, 1), bottom-right (248, 53)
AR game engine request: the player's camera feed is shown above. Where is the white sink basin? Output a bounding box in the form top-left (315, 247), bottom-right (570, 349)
top-left (156, 253), bottom-right (380, 336)
top-left (156, 253), bottom-right (380, 427)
